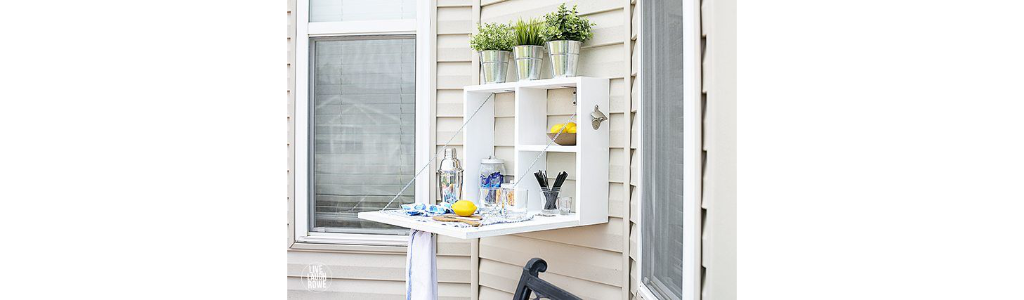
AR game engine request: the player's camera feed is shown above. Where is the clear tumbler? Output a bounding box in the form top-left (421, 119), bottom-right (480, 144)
top-left (500, 187), bottom-right (529, 218)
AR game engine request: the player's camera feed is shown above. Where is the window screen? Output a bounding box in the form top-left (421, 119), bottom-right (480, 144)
top-left (640, 0), bottom-right (686, 299)
top-left (309, 37), bottom-right (415, 234)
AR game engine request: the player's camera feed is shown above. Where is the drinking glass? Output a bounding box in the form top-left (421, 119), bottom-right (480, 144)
top-left (558, 196), bottom-right (572, 215)
top-left (541, 187), bottom-right (561, 215)
top-left (500, 187), bottom-right (529, 218)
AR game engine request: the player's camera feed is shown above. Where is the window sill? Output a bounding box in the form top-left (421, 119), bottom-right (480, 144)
top-left (637, 283), bottom-right (660, 300)
top-left (289, 241), bottom-right (407, 253)
top-left (290, 231), bottom-right (409, 251)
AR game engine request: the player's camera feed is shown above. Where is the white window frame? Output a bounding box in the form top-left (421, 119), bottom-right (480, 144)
top-left (293, 0), bottom-right (434, 246)
top-left (635, 0), bottom-right (702, 299)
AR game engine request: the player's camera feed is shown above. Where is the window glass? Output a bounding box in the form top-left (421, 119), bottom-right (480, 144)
top-left (310, 0), bottom-right (416, 22)
top-left (310, 37), bottom-right (416, 234)
top-left (641, 0), bottom-right (685, 298)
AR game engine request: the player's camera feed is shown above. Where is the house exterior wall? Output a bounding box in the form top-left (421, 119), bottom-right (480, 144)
top-left (288, 0), bottom-right (733, 298)
top-left (473, 1), bottom-right (633, 299)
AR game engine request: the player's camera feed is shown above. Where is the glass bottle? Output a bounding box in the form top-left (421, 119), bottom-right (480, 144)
top-left (478, 156), bottom-right (506, 211)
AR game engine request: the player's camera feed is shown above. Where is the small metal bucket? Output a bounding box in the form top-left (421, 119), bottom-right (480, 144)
top-left (513, 45), bottom-right (545, 81)
top-left (479, 50), bottom-right (511, 84)
top-left (546, 40), bottom-right (582, 78)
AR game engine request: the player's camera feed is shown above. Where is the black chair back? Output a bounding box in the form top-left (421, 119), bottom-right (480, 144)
top-left (512, 258), bottom-right (583, 300)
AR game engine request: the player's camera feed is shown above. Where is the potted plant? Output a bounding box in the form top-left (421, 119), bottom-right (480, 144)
top-left (470, 22), bottom-right (515, 84)
top-left (540, 4), bottom-right (596, 77)
top-left (512, 18), bottom-right (546, 81)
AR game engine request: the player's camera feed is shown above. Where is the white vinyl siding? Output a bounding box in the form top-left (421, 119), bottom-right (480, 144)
top-left (472, 1), bottom-right (633, 299)
top-left (699, 0), bottom-right (736, 299)
top-left (432, 3), bottom-right (476, 299)
top-left (289, 0), bottom-right (638, 299)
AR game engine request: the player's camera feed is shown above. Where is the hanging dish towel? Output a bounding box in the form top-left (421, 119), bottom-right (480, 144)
top-left (406, 229), bottom-right (437, 300)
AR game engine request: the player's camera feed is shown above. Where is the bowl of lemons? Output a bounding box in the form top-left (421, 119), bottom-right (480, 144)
top-left (546, 122), bottom-right (577, 146)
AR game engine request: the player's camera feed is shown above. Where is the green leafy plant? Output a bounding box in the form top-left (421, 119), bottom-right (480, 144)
top-left (540, 4), bottom-right (596, 42)
top-left (512, 18), bottom-right (546, 46)
top-left (470, 22), bottom-right (515, 52)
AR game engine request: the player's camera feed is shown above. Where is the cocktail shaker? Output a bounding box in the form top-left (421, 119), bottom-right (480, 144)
top-left (436, 148), bottom-right (463, 204)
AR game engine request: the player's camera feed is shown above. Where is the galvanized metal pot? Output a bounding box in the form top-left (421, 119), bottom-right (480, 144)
top-left (479, 50), bottom-right (511, 84)
top-left (512, 45), bottom-right (545, 81)
top-left (546, 40), bottom-right (582, 77)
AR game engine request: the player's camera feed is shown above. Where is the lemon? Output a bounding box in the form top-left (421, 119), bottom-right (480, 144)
top-left (550, 123), bottom-right (567, 134)
top-left (452, 200), bottom-right (477, 217)
top-left (550, 122), bottom-right (577, 134)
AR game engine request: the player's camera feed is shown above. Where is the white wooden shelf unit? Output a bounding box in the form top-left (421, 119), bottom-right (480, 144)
top-left (359, 76), bottom-right (609, 239)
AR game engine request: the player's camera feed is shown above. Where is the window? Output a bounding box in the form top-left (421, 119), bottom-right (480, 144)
top-left (294, 0), bottom-right (430, 244)
top-left (309, 37), bottom-right (416, 235)
top-left (310, 0), bottom-right (416, 22)
top-left (639, 0), bottom-right (699, 299)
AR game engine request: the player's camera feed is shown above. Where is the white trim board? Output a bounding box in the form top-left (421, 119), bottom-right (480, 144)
top-left (635, 0), bottom-right (703, 299)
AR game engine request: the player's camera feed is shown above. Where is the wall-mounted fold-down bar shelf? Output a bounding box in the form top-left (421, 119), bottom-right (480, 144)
top-left (359, 76), bottom-right (609, 239)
